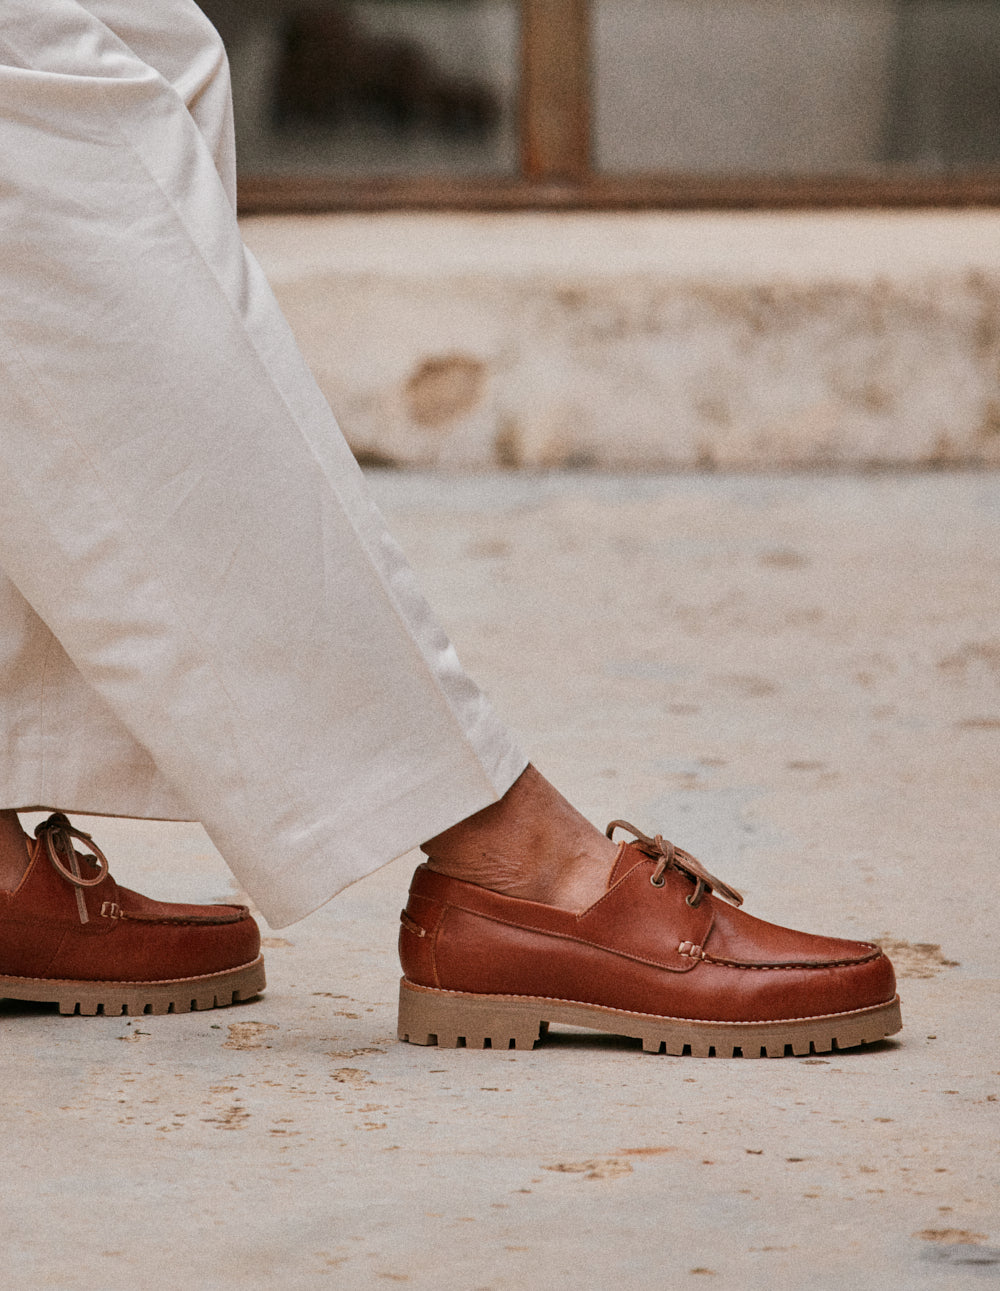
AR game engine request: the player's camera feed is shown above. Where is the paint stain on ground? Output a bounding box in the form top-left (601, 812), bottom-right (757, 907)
top-left (331, 1068), bottom-right (371, 1086)
top-left (203, 1105), bottom-right (250, 1131)
top-left (327, 1047), bottom-right (387, 1059)
top-left (260, 937), bottom-right (292, 948)
top-left (543, 1159), bottom-right (633, 1181)
top-left (223, 1021), bottom-right (278, 1050)
top-left (874, 939), bottom-right (960, 979)
top-left (917, 1230), bottom-right (988, 1244)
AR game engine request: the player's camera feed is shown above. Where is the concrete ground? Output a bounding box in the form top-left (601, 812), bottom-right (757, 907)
top-left (2, 471), bottom-right (998, 1290)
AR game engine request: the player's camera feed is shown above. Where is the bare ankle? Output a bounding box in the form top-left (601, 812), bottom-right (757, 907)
top-left (421, 766), bottom-right (618, 912)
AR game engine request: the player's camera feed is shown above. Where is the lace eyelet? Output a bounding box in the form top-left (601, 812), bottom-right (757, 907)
top-left (685, 894), bottom-right (699, 907)
top-left (650, 875), bottom-right (665, 888)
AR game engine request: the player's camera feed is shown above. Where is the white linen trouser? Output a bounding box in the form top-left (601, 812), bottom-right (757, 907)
top-left (0, 0), bottom-right (525, 928)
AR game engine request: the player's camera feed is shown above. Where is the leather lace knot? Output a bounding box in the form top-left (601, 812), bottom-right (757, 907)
top-left (35, 813), bottom-right (111, 926)
top-left (35, 813), bottom-right (109, 890)
top-left (606, 820), bottom-right (743, 908)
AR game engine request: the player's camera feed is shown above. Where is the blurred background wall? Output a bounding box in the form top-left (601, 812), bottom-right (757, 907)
top-left (202, 0), bottom-right (1000, 468)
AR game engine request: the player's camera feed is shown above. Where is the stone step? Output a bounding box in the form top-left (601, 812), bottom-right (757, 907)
top-left (243, 210), bottom-right (1000, 469)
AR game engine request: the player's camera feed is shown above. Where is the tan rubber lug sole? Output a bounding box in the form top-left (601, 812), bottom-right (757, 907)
top-left (398, 978), bottom-right (903, 1058)
top-left (0, 955), bottom-right (266, 1016)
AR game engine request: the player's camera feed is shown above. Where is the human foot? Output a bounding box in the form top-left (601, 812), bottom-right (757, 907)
top-left (399, 820), bottom-right (901, 1057)
top-left (0, 813), bottom-right (264, 1015)
top-left (421, 765), bottom-right (619, 912)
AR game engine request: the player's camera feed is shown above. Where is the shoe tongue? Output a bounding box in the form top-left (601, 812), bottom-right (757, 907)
top-left (606, 841), bottom-right (644, 888)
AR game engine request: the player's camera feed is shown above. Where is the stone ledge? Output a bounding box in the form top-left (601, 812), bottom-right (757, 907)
top-left (242, 211), bottom-right (1000, 468)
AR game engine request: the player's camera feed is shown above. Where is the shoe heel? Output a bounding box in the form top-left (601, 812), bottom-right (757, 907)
top-left (397, 978), bottom-right (545, 1050)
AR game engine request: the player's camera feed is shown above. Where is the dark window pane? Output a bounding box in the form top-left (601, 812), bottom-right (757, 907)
top-left (201, 0), bottom-right (520, 176)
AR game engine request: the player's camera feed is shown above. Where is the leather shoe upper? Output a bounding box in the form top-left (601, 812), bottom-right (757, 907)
top-left (400, 840), bottom-right (896, 1023)
top-left (0, 814), bottom-right (260, 983)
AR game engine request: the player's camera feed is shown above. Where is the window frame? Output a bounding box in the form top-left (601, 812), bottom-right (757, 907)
top-left (236, 0), bottom-right (1000, 215)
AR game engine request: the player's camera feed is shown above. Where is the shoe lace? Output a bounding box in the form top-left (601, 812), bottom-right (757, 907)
top-left (35, 813), bottom-right (110, 890)
top-left (605, 820), bottom-right (743, 908)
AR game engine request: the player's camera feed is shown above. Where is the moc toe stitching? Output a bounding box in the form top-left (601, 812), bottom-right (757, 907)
top-left (116, 909), bottom-right (253, 927)
top-left (698, 951), bottom-right (885, 971)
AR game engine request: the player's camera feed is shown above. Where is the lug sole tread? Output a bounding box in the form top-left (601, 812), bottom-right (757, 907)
top-left (0, 956), bottom-right (266, 1016)
top-left (398, 978), bottom-right (902, 1058)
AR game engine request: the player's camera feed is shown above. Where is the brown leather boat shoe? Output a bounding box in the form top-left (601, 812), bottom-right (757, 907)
top-left (398, 820), bottom-right (901, 1057)
top-left (0, 813), bottom-right (264, 1015)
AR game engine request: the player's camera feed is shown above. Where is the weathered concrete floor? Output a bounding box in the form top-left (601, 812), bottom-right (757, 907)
top-left (3, 472), bottom-right (998, 1290)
